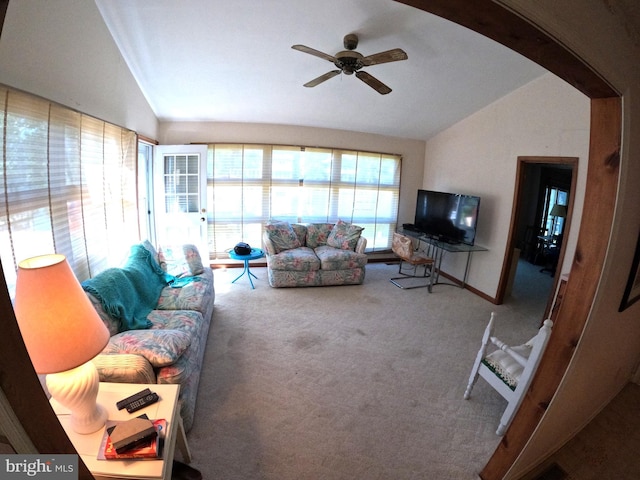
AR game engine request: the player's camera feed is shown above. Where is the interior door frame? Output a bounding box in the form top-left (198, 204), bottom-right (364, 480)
top-left (153, 144), bottom-right (209, 256)
top-left (496, 156), bottom-right (578, 310)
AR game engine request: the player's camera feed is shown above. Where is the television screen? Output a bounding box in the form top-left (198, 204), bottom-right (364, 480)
top-left (414, 189), bottom-right (481, 245)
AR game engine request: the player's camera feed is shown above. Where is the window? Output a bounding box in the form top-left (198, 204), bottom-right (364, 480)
top-left (208, 144), bottom-right (400, 258)
top-left (0, 86), bottom-right (139, 297)
top-left (541, 187), bottom-right (568, 238)
top-left (163, 154), bottom-right (200, 214)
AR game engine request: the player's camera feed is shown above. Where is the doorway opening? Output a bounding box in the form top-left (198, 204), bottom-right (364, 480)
top-left (498, 156), bottom-right (578, 317)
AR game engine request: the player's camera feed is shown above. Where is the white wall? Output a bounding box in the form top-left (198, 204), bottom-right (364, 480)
top-left (423, 73), bottom-right (590, 296)
top-left (158, 121), bottom-right (426, 230)
top-left (0, 0), bottom-right (158, 139)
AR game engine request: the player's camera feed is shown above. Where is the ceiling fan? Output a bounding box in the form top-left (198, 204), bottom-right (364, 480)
top-left (292, 34), bottom-right (408, 95)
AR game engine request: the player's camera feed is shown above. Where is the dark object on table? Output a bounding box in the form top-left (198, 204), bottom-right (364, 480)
top-left (109, 416), bottom-right (157, 453)
top-left (116, 388), bottom-right (152, 410)
top-left (234, 242), bottom-right (251, 255)
top-left (125, 392), bottom-right (159, 413)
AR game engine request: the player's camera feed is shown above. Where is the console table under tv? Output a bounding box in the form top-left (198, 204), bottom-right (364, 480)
top-left (402, 229), bottom-right (488, 288)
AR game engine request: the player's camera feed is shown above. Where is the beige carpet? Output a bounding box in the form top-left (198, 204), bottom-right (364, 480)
top-left (185, 261), bottom-right (550, 479)
top-left (524, 382), bottom-right (640, 480)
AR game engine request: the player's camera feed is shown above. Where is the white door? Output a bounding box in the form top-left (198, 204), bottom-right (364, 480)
top-left (153, 145), bottom-right (208, 258)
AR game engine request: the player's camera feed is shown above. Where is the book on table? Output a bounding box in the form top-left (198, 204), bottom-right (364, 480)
top-left (98, 417), bottom-right (167, 460)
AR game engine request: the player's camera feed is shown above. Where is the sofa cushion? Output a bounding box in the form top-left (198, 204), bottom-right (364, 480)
top-left (141, 239), bottom-right (159, 262)
top-left (291, 223), bottom-right (308, 246)
top-left (93, 353), bottom-right (157, 384)
top-left (306, 223), bottom-right (334, 248)
top-left (265, 220), bottom-right (302, 253)
top-left (326, 220), bottom-right (364, 251)
top-left (182, 244), bottom-right (205, 275)
top-left (87, 292), bottom-right (120, 336)
top-left (103, 329), bottom-right (192, 367)
top-left (267, 246), bottom-right (320, 271)
top-left (155, 334), bottom-right (200, 391)
top-left (482, 344), bottom-right (533, 390)
top-left (267, 267), bottom-right (366, 288)
top-left (147, 309), bottom-right (203, 338)
top-left (157, 268), bottom-right (214, 314)
top-left (158, 244), bottom-right (205, 277)
top-left (314, 245), bottom-right (369, 270)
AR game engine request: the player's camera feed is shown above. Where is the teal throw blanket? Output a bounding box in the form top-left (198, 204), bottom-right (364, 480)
top-left (82, 245), bottom-right (168, 332)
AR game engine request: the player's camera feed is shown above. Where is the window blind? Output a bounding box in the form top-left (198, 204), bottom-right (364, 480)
top-left (0, 86), bottom-right (138, 297)
top-left (208, 144), bottom-right (400, 258)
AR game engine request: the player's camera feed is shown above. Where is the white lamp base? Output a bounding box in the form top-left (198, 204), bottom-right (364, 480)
top-left (46, 360), bottom-right (107, 434)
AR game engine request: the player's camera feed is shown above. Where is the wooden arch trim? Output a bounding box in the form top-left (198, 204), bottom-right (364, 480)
top-left (396, 1), bottom-right (621, 478)
top-left (0, 0), bottom-right (8, 37)
top-left (395, 0), bottom-right (618, 99)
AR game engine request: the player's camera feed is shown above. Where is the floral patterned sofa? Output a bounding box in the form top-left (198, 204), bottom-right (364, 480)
top-left (82, 241), bottom-right (214, 432)
top-left (262, 220), bottom-right (368, 287)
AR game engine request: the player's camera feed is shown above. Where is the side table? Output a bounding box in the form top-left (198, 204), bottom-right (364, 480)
top-left (51, 382), bottom-right (191, 480)
top-left (229, 247), bottom-right (265, 289)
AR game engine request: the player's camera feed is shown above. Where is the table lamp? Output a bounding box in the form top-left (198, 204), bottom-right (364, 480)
top-left (14, 254), bottom-right (110, 434)
top-left (549, 204), bottom-right (567, 236)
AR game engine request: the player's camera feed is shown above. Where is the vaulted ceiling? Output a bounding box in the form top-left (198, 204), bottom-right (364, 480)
top-left (95, 0), bottom-right (548, 141)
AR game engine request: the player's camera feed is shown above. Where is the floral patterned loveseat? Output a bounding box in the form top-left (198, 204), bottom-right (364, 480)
top-left (262, 220), bottom-right (368, 287)
top-left (82, 241), bottom-right (214, 432)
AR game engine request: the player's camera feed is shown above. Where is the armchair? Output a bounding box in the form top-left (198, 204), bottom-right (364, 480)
top-left (390, 232), bottom-right (435, 291)
top-left (464, 312), bottom-right (553, 435)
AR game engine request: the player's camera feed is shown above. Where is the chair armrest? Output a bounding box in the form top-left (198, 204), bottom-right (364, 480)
top-left (355, 236), bottom-right (367, 254)
top-left (262, 231), bottom-right (277, 255)
top-left (92, 353), bottom-right (157, 384)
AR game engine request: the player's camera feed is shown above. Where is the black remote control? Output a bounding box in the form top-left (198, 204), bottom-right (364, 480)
top-left (126, 392), bottom-right (159, 413)
top-left (116, 388), bottom-right (152, 410)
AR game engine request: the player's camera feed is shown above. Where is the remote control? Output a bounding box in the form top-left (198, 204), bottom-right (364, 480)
top-left (126, 392), bottom-right (159, 413)
top-left (116, 388), bottom-right (152, 410)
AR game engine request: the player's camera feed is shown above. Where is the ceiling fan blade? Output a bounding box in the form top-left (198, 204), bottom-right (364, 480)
top-left (361, 48), bottom-right (408, 66)
top-left (355, 71), bottom-right (392, 95)
top-left (303, 70), bottom-right (341, 88)
top-left (292, 44), bottom-right (337, 63)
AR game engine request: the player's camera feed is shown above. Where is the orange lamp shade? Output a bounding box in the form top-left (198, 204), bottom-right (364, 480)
top-left (14, 254), bottom-right (110, 374)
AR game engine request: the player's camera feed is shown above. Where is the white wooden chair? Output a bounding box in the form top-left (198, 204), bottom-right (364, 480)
top-left (464, 312), bottom-right (553, 435)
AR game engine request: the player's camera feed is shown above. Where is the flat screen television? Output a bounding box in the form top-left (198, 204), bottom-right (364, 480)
top-left (414, 189), bottom-right (481, 245)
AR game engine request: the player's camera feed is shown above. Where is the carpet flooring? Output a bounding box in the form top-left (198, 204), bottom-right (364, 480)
top-left (185, 260), bottom-right (552, 479)
top-left (525, 382), bottom-right (640, 480)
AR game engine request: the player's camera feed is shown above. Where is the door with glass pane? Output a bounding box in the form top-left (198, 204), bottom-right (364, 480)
top-left (153, 145), bottom-right (208, 257)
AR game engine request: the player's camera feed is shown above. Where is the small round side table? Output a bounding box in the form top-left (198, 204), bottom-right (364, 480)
top-left (228, 248), bottom-right (265, 289)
